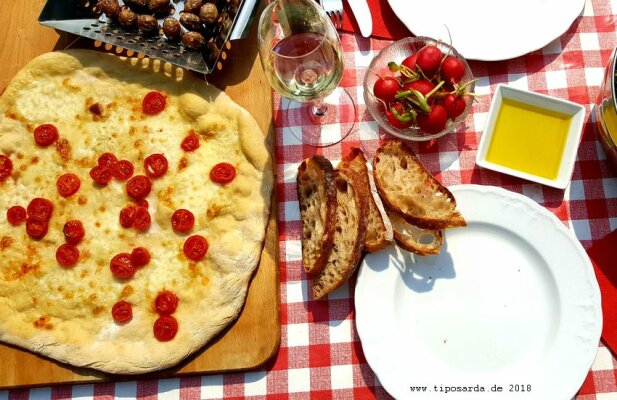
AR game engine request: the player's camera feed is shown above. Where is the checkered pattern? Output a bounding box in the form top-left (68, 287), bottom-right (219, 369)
top-left (3, 0), bottom-right (617, 398)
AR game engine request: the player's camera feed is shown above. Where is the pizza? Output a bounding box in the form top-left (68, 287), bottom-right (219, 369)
top-left (0, 50), bottom-right (273, 374)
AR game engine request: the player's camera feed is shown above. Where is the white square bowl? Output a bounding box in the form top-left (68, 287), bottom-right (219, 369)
top-left (476, 84), bottom-right (586, 189)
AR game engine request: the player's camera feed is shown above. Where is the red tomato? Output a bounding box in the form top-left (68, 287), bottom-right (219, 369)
top-left (171, 209), bottom-right (195, 233)
top-left (6, 206), bottom-right (26, 225)
top-left (181, 133), bottom-right (200, 152)
top-left (131, 247), bottom-right (151, 267)
top-left (144, 154), bottom-right (168, 178)
top-left (183, 235), bottom-right (208, 261)
top-left (373, 77), bottom-right (400, 104)
top-left (56, 244), bottom-right (80, 268)
top-left (113, 160), bottom-right (134, 180)
top-left (90, 165), bottom-right (113, 185)
top-left (97, 152), bottom-right (118, 168)
top-left (209, 163), bottom-right (236, 185)
top-left (27, 198), bottom-right (53, 221)
top-left (26, 217), bottom-right (49, 239)
top-left (142, 91), bottom-right (166, 115)
top-left (119, 205), bottom-right (136, 228)
top-left (154, 291), bottom-right (179, 315)
top-left (56, 173), bottom-right (81, 197)
top-left (0, 155), bottom-right (12, 182)
top-left (416, 45), bottom-right (443, 77)
top-left (417, 104), bottom-right (449, 134)
top-left (133, 206), bottom-right (151, 231)
top-left (112, 301), bottom-right (133, 324)
top-left (110, 253), bottom-right (136, 279)
top-left (126, 175), bottom-right (152, 199)
top-left (136, 198), bottom-right (149, 209)
top-left (153, 315), bottom-right (178, 341)
top-left (63, 220), bottom-right (85, 245)
top-left (33, 124), bottom-right (59, 147)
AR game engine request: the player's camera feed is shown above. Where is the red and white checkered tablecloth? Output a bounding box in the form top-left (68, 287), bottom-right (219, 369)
top-left (3, 0), bottom-right (617, 399)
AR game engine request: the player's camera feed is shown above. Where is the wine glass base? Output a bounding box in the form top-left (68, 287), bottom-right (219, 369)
top-left (283, 87), bottom-right (357, 147)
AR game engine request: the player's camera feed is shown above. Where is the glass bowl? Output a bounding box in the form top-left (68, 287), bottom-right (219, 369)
top-left (363, 37), bottom-right (475, 141)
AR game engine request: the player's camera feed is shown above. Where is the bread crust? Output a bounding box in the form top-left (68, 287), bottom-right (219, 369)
top-left (0, 50), bottom-right (273, 374)
top-left (373, 140), bottom-right (466, 230)
top-left (312, 168), bottom-right (369, 299)
top-left (297, 156), bottom-right (337, 274)
top-left (387, 209), bottom-right (443, 255)
top-left (339, 148), bottom-right (393, 252)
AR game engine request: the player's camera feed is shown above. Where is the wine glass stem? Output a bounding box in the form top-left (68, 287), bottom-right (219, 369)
top-left (311, 99), bottom-right (328, 117)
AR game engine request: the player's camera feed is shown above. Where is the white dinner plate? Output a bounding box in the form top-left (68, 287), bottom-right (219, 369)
top-left (355, 185), bottom-right (602, 400)
top-left (386, 0), bottom-right (585, 61)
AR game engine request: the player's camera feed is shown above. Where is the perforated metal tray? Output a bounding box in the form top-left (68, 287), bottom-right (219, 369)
top-left (38, 0), bottom-right (259, 74)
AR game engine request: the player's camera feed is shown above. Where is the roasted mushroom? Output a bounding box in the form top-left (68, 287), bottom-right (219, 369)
top-left (182, 31), bottom-right (205, 50)
top-left (163, 17), bottom-right (182, 41)
top-left (118, 7), bottom-right (138, 28)
top-left (98, 0), bottom-right (121, 18)
top-left (147, 0), bottom-right (170, 15)
top-left (179, 12), bottom-right (203, 31)
top-left (137, 14), bottom-right (159, 35)
top-left (199, 3), bottom-right (218, 24)
top-left (183, 0), bottom-right (203, 14)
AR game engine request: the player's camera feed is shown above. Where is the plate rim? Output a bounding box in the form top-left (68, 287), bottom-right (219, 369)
top-left (355, 184), bottom-right (602, 399)
top-left (386, 0), bottom-right (585, 61)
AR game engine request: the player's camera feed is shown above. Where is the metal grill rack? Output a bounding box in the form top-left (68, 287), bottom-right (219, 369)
top-left (38, 0), bottom-right (259, 74)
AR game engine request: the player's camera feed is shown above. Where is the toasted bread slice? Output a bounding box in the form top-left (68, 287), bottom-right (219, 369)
top-left (373, 140), bottom-right (466, 230)
top-left (297, 156), bottom-right (337, 275)
top-left (386, 209), bottom-right (443, 255)
top-left (338, 148), bottom-right (393, 252)
top-left (312, 169), bottom-right (369, 300)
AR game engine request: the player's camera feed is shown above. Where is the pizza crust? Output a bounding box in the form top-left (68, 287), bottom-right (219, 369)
top-left (0, 50), bottom-right (273, 374)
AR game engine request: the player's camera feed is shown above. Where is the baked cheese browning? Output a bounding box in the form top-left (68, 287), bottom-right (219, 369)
top-left (0, 50), bottom-right (274, 373)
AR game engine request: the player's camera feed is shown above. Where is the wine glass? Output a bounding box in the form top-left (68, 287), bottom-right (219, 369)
top-left (258, 0), bottom-right (357, 147)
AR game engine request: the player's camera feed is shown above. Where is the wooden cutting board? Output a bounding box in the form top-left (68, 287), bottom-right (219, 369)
top-left (0, 0), bottom-right (280, 388)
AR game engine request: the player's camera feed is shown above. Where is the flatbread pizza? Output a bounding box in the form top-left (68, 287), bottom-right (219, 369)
top-left (0, 50), bottom-right (273, 374)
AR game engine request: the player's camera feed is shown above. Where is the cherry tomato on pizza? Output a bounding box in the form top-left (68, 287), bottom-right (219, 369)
top-left (180, 133), bottom-right (200, 152)
top-left (0, 155), bottom-right (12, 182)
top-left (171, 209), bottom-right (195, 233)
top-left (26, 217), bottom-right (48, 239)
top-left (131, 247), bottom-right (151, 267)
top-left (33, 124), bottom-right (59, 147)
top-left (112, 301), bottom-right (133, 324)
top-left (183, 235), bottom-right (208, 261)
top-left (113, 160), bottom-right (134, 180)
top-left (126, 175), bottom-right (152, 199)
top-left (154, 291), bottom-right (179, 315)
top-left (90, 165), bottom-right (113, 185)
top-left (27, 198), bottom-right (53, 221)
top-left (110, 253), bottom-right (136, 279)
top-left (119, 205), bottom-right (136, 228)
top-left (153, 315), bottom-right (178, 341)
top-left (142, 91), bottom-right (166, 115)
top-left (56, 173), bottom-right (81, 197)
top-left (144, 154), bottom-right (168, 178)
top-left (6, 206), bottom-right (26, 225)
top-left (56, 244), bottom-right (80, 268)
top-left (97, 152), bottom-right (118, 168)
top-left (63, 220), bottom-right (85, 245)
top-left (133, 206), bottom-right (151, 231)
top-left (209, 162), bottom-right (236, 185)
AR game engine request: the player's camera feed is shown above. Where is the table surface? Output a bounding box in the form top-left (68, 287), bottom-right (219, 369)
top-left (2, 0), bottom-right (617, 399)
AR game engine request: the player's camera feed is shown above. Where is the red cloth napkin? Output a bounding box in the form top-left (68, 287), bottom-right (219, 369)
top-left (588, 229), bottom-right (617, 353)
top-left (341, 0), bottom-right (411, 39)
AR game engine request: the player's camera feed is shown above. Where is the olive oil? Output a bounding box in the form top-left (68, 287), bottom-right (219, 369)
top-left (486, 99), bottom-right (572, 180)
